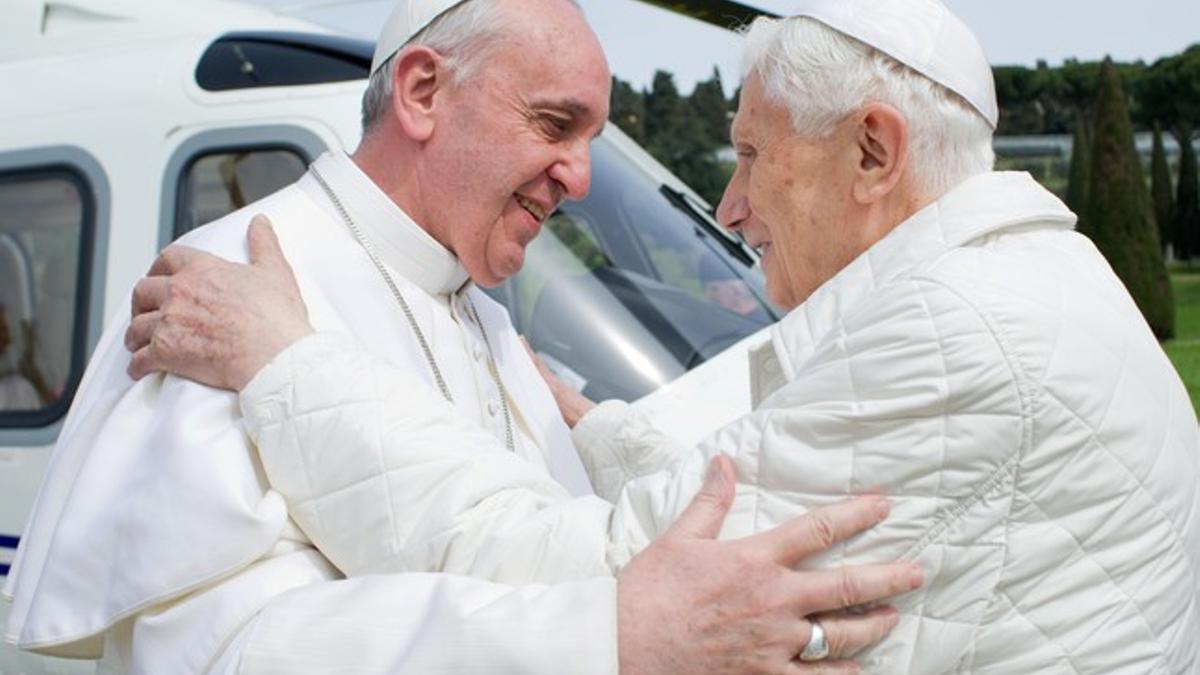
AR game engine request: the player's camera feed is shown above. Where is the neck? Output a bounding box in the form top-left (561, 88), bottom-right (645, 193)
top-left (859, 179), bottom-right (935, 251)
top-left (350, 131), bottom-right (450, 248)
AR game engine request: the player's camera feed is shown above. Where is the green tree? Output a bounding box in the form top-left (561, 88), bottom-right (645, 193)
top-left (1085, 58), bottom-right (1174, 339)
top-left (1176, 126), bottom-right (1200, 261)
top-left (1136, 45), bottom-right (1200, 141)
top-left (689, 67), bottom-right (731, 148)
top-left (994, 65), bottom-right (1046, 134)
top-left (1150, 121), bottom-right (1175, 255)
top-left (643, 70), bottom-right (727, 204)
top-left (644, 71), bottom-right (691, 146)
top-left (1055, 59), bottom-right (1102, 131)
top-left (1066, 112), bottom-right (1091, 230)
top-left (609, 76), bottom-right (646, 144)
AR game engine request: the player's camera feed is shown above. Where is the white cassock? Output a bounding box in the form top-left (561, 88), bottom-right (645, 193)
top-left (219, 172), bottom-right (1200, 674)
top-left (2, 152), bottom-right (618, 674)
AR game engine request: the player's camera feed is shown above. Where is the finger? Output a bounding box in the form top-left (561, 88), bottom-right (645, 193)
top-left (783, 659), bottom-right (860, 674)
top-left (247, 215), bottom-right (285, 270)
top-left (518, 335), bottom-right (536, 361)
top-left (811, 606), bottom-right (901, 659)
top-left (247, 215), bottom-right (304, 294)
top-left (789, 564), bottom-right (923, 615)
top-left (127, 344), bottom-right (159, 381)
top-left (518, 336), bottom-right (542, 370)
top-left (124, 310), bottom-right (162, 354)
top-left (147, 245), bottom-right (211, 277)
top-left (131, 277), bottom-right (170, 316)
top-left (247, 215), bottom-right (305, 301)
top-left (520, 338), bottom-right (559, 386)
top-left (749, 496), bottom-right (891, 566)
top-left (660, 455), bottom-right (735, 541)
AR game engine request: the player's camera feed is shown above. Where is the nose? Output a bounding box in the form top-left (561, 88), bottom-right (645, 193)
top-left (716, 174), bottom-right (749, 231)
top-left (549, 137), bottom-right (593, 202)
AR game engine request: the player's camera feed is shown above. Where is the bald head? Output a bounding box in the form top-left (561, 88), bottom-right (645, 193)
top-left (361, 0), bottom-right (590, 133)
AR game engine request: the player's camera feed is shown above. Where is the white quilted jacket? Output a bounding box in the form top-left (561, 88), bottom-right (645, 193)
top-left (241, 172), bottom-right (1200, 673)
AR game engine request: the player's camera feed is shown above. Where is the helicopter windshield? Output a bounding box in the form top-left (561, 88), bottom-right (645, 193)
top-left (486, 137), bottom-right (779, 402)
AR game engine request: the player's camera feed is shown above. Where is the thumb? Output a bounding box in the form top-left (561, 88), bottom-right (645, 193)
top-left (662, 454), bottom-right (735, 541)
top-left (247, 215), bottom-right (288, 272)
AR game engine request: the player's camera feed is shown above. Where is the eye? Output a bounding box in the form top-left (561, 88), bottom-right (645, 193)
top-left (537, 114), bottom-right (571, 138)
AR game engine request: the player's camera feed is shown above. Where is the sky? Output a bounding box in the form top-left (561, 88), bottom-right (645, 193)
top-left (245, 0), bottom-right (1199, 96)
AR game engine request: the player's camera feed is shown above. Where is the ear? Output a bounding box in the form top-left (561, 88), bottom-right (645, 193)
top-left (388, 46), bottom-right (446, 142)
top-left (851, 103), bottom-right (909, 205)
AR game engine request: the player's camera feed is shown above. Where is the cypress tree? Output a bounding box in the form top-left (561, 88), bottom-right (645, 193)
top-left (1085, 58), bottom-right (1174, 339)
top-left (1176, 125), bottom-right (1200, 261)
top-left (1065, 112), bottom-right (1091, 231)
top-left (1150, 122), bottom-right (1174, 257)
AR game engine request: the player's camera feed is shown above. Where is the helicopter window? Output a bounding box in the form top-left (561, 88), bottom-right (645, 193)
top-left (176, 148), bottom-right (307, 237)
top-left (196, 33), bottom-right (371, 92)
top-left (0, 169), bottom-right (92, 424)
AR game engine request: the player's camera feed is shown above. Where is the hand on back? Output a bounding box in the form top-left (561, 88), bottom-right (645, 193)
top-left (125, 215), bottom-right (312, 390)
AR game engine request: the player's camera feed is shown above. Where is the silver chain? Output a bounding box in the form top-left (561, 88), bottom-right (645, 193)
top-left (463, 300), bottom-right (515, 455)
top-left (310, 165), bottom-right (515, 452)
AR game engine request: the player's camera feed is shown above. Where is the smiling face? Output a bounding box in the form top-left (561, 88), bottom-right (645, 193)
top-left (717, 75), bottom-right (870, 309)
top-left (419, 0), bottom-right (611, 287)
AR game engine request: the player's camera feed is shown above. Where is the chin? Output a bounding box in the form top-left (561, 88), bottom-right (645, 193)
top-left (765, 278), bottom-right (796, 311)
top-left (487, 247), bottom-right (527, 284)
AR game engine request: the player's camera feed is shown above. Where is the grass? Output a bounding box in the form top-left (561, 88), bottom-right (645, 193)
top-left (1164, 267), bottom-right (1200, 417)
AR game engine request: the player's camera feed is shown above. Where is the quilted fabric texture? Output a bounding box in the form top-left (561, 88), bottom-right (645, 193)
top-left (243, 172), bottom-right (1199, 673)
top-left (242, 332), bottom-right (634, 583)
top-left (606, 172), bottom-right (1200, 673)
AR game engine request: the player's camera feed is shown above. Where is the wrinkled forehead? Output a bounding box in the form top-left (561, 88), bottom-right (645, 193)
top-left (730, 75), bottom-right (782, 144)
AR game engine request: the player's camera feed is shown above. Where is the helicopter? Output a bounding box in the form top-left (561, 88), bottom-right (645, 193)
top-left (0, 0), bottom-right (781, 671)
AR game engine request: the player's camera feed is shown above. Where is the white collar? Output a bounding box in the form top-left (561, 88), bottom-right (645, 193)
top-left (762, 171), bottom-right (1075, 389)
top-left (309, 152), bottom-right (470, 297)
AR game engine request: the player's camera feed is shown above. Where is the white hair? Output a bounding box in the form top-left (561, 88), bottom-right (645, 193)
top-left (741, 16), bottom-right (995, 197)
top-left (361, 0), bottom-right (580, 133)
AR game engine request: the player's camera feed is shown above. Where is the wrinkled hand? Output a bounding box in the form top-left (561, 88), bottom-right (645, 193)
top-left (618, 455), bottom-right (920, 675)
top-left (521, 337), bottom-right (596, 428)
top-left (125, 215), bottom-right (313, 390)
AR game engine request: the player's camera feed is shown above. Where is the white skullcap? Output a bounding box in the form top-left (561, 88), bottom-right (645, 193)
top-left (789, 0), bottom-right (998, 129)
top-left (371, 0), bottom-right (471, 75)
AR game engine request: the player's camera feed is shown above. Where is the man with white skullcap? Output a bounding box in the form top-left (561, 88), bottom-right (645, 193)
top-left (107, 0), bottom-right (1199, 670)
top-left (5, 0), bottom-right (925, 673)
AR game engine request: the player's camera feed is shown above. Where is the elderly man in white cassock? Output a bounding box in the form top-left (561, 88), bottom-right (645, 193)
top-left (116, 0), bottom-right (1200, 673)
top-left (4, 0), bottom-right (922, 673)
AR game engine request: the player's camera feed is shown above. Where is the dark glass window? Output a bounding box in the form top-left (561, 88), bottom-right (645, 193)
top-left (0, 169), bottom-right (94, 426)
top-left (196, 33), bottom-right (371, 92)
top-left (176, 148), bottom-right (307, 237)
